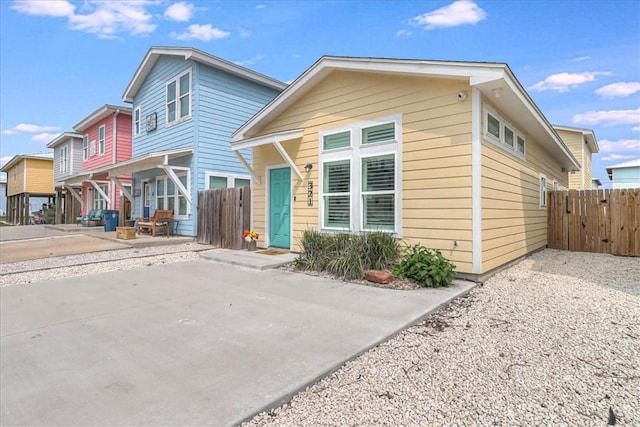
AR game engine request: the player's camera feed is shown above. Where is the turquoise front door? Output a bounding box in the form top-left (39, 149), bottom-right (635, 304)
top-left (269, 167), bottom-right (291, 248)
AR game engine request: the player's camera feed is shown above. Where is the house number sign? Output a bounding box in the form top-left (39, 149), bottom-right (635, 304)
top-left (307, 181), bottom-right (313, 206)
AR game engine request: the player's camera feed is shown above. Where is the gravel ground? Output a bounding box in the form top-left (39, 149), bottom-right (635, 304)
top-left (2, 246), bottom-right (638, 425)
top-left (246, 249), bottom-right (640, 426)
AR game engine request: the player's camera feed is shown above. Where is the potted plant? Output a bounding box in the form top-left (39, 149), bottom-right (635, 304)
top-left (242, 230), bottom-right (260, 251)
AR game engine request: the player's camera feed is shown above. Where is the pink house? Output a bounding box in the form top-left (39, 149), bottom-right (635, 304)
top-left (65, 105), bottom-right (133, 216)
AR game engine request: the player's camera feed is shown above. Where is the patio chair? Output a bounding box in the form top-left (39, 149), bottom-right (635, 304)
top-left (136, 209), bottom-right (173, 237)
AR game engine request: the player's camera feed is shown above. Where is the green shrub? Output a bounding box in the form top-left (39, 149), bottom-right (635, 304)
top-left (392, 244), bottom-right (456, 287)
top-left (295, 230), bottom-right (400, 280)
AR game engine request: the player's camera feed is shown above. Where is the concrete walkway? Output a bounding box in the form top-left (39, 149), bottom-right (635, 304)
top-left (1, 259), bottom-right (474, 426)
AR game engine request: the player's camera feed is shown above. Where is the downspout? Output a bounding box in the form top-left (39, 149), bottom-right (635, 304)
top-left (113, 109), bottom-right (120, 208)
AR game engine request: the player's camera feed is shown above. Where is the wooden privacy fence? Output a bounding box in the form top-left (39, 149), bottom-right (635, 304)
top-left (548, 189), bottom-right (639, 256)
top-left (197, 187), bottom-right (251, 249)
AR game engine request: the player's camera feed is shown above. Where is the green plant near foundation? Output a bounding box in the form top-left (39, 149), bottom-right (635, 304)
top-left (295, 230), bottom-right (400, 280)
top-left (392, 244), bottom-right (456, 287)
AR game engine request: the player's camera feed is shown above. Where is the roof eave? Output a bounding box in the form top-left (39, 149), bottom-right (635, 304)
top-left (46, 132), bottom-right (83, 148)
top-left (73, 104), bottom-right (132, 132)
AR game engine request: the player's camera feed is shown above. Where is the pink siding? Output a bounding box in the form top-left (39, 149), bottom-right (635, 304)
top-left (78, 111), bottom-right (133, 215)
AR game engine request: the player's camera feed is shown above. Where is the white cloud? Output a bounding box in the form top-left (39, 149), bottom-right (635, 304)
top-left (239, 28), bottom-right (251, 38)
top-left (595, 82), bottom-right (640, 99)
top-left (411, 0), bottom-right (486, 30)
top-left (632, 126), bottom-right (640, 132)
top-left (598, 139), bottom-right (640, 153)
top-left (235, 54), bottom-right (266, 67)
top-left (164, 2), bottom-right (194, 22)
top-left (2, 123), bottom-right (60, 135)
top-left (31, 133), bottom-right (58, 143)
top-left (528, 71), bottom-right (613, 92)
top-left (171, 23), bottom-right (230, 41)
top-left (601, 153), bottom-right (636, 161)
top-left (11, 0), bottom-right (75, 17)
top-left (68, 2), bottom-right (157, 38)
top-left (256, 4), bottom-right (266, 9)
top-left (573, 108), bottom-right (640, 127)
top-left (571, 55), bottom-right (591, 62)
top-left (0, 156), bottom-right (12, 168)
top-left (396, 29), bottom-right (412, 37)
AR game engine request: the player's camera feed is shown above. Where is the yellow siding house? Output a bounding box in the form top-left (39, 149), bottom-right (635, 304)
top-left (0, 152), bottom-right (55, 225)
top-left (231, 57), bottom-right (580, 281)
top-left (553, 125), bottom-right (599, 190)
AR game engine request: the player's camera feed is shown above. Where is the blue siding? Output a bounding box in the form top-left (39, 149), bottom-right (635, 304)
top-left (130, 55), bottom-right (281, 237)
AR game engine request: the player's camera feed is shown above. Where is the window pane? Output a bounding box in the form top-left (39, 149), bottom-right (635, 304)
top-left (323, 131), bottom-right (350, 150)
top-left (362, 155), bottom-right (394, 191)
top-left (504, 127), bottom-right (514, 148)
top-left (179, 74), bottom-right (189, 96)
top-left (487, 114), bottom-right (500, 139)
top-left (157, 179), bottom-right (165, 196)
top-left (324, 195), bottom-right (350, 228)
top-left (180, 94), bottom-right (189, 118)
top-left (517, 136), bottom-right (525, 154)
top-left (234, 178), bottom-right (250, 188)
top-left (209, 176), bottom-right (227, 189)
top-left (157, 198), bottom-right (164, 209)
top-left (167, 179), bottom-right (175, 196)
top-left (179, 196), bottom-right (187, 215)
top-left (167, 102), bottom-right (176, 122)
top-left (362, 122), bottom-right (395, 144)
top-left (168, 197), bottom-right (175, 211)
top-left (324, 160), bottom-right (350, 193)
top-left (363, 194), bottom-right (394, 230)
top-left (167, 81), bottom-right (176, 102)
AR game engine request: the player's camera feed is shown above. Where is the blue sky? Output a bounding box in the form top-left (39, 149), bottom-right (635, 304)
top-left (1, 0), bottom-right (639, 187)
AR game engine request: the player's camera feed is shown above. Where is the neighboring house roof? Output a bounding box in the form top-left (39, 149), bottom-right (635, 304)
top-left (73, 104), bottom-right (132, 132)
top-left (606, 158), bottom-right (640, 180)
top-left (122, 46), bottom-right (288, 103)
top-left (232, 55), bottom-right (580, 171)
top-left (0, 152), bottom-right (54, 172)
top-left (553, 124), bottom-right (599, 153)
top-left (46, 131), bottom-right (83, 148)
top-left (592, 178), bottom-right (602, 187)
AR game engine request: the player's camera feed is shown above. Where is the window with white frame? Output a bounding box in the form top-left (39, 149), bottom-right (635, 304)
top-left (156, 172), bottom-right (190, 218)
top-left (134, 106), bottom-right (141, 136)
top-left (319, 115), bottom-right (401, 234)
top-left (83, 135), bottom-right (88, 160)
top-left (553, 180), bottom-right (559, 191)
top-left (60, 146), bottom-right (68, 173)
top-left (484, 105), bottom-right (526, 158)
top-left (166, 69), bottom-right (191, 125)
top-left (205, 172), bottom-right (251, 190)
top-left (98, 125), bottom-right (105, 155)
top-left (540, 174), bottom-right (547, 208)
top-left (93, 184), bottom-right (109, 210)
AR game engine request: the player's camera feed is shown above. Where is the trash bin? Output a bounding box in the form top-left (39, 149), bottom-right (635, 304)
top-left (102, 210), bottom-right (119, 232)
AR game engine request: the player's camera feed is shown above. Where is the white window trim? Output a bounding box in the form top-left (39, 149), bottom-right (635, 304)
top-left (165, 68), bottom-right (192, 127)
top-left (98, 125), bottom-right (106, 155)
top-left (60, 145), bottom-right (68, 173)
top-left (134, 106), bottom-right (141, 137)
top-left (205, 171), bottom-right (252, 189)
top-left (540, 173), bottom-right (548, 208)
top-left (483, 104), bottom-right (526, 160)
top-left (82, 135), bottom-right (88, 160)
top-left (552, 180), bottom-right (559, 191)
top-left (318, 114), bottom-right (402, 235)
top-left (155, 171), bottom-right (191, 219)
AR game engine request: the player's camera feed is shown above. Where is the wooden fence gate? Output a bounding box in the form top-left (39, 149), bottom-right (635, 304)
top-left (547, 189), bottom-right (639, 256)
top-left (197, 187), bottom-right (251, 249)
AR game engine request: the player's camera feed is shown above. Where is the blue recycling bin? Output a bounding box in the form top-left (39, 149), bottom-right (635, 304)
top-left (102, 210), bottom-right (119, 232)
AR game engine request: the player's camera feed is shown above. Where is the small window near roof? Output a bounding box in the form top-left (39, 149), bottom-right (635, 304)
top-left (516, 136), bottom-right (525, 155)
top-left (487, 114), bottom-right (500, 139)
top-left (323, 131), bottom-right (351, 151)
top-left (362, 122), bottom-right (395, 144)
top-left (504, 126), bottom-right (514, 148)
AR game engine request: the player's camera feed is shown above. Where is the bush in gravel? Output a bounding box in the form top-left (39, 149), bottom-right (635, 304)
top-left (295, 230), bottom-right (400, 280)
top-left (392, 244), bottom-right (456, 287)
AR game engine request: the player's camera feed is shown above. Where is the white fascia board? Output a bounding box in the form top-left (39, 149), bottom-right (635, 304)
top-left (73, 104), bottom-right (132, 132)
top-left (46, 132), bottom-right (83, 149)
top-left (231, 129), bottom-right (304, 148)
top-left (105, 148), bottom-right (193, 176)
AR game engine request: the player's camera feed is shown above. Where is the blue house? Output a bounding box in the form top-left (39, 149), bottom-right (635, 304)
top-left (107, 47), bottom-right (286, 236)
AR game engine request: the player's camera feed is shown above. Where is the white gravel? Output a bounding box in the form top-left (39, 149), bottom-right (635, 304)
top-left (245, 249), bottom-right (640, 426)
top-left (0, 242), bottom-right (222, 286)
top-left (2, 246), bottom-right (638, 425)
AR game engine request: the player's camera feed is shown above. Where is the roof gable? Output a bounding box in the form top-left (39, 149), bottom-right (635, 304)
top-left (74, 104), bottom-right (132, 132)
top-left (122, 46), bottom-right (287, 103)
top-left (46, 132), bottom-right (83, 149)
top-left (232, 55), bottom-right (579, 170)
